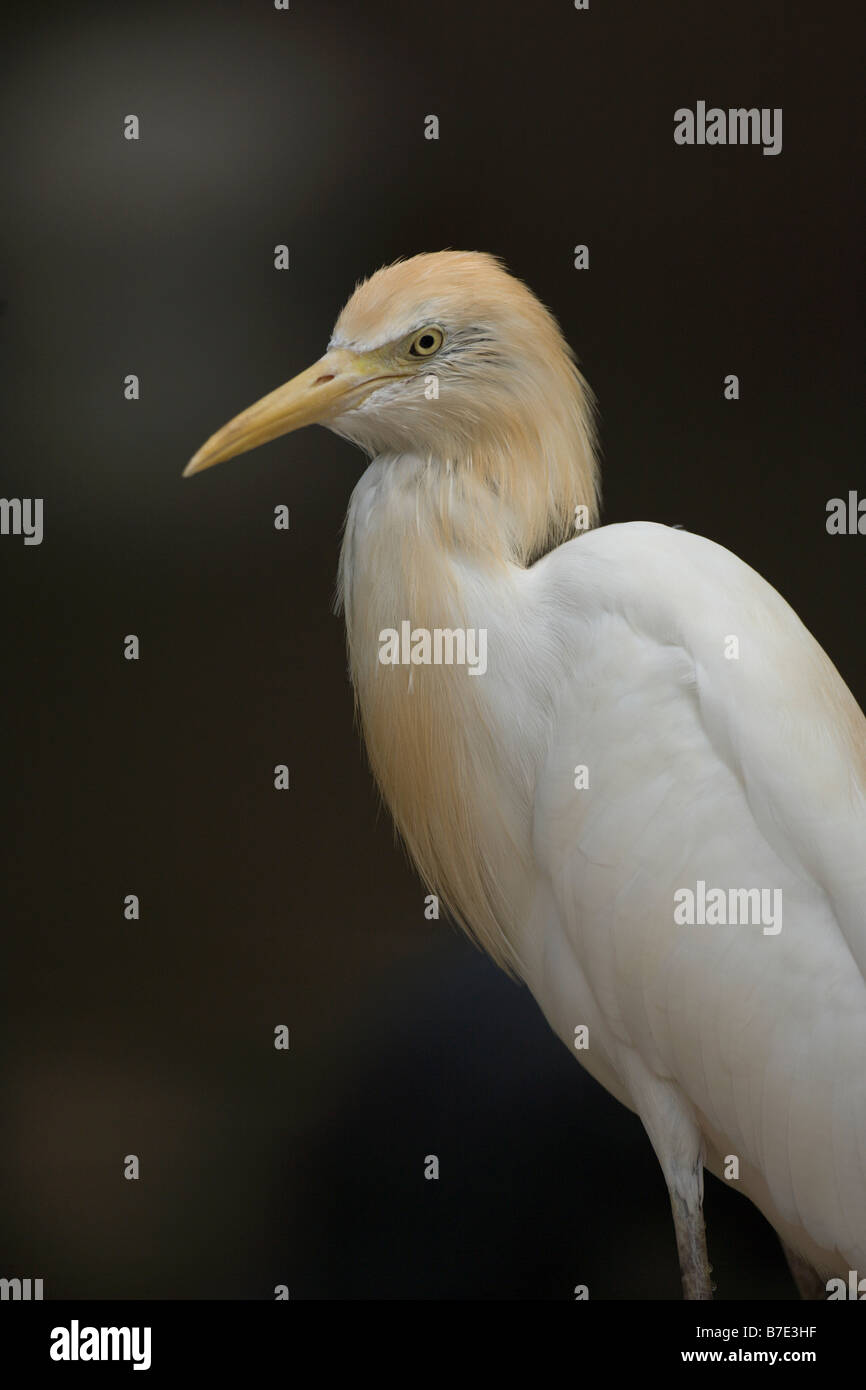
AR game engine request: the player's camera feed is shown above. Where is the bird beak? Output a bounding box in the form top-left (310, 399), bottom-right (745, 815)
top-left (183, 348), bottom-right (391, 477)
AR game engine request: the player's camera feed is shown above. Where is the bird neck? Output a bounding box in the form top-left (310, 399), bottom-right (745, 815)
top-left (337, 448), bottom-right (573, 974)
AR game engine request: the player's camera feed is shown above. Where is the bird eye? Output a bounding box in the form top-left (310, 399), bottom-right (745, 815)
top-left (409, 327), bottom-right (444, 357)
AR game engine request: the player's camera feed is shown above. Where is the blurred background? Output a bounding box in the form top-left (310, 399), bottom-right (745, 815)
top-left (0, 0), bottom-right (861, 1298)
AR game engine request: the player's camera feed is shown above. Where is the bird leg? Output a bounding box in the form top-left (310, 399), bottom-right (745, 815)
top-left (668, 1177), bottom-right (713, 1300)
top-left (780, 1241), bottom-right (826, 1300)
top-left (618, 1055), bottom-right (714, 1299)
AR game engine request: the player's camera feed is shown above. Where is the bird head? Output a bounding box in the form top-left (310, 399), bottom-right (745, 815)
top-left (185, 251), bottom-right (598, 561)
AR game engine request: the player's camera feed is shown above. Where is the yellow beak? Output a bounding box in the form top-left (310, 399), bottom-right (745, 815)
top-left (183, 348), bottom-right (396, 477)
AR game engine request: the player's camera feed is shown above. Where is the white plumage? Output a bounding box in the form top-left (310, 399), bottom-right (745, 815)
top-left (185, 251), bottom-right (866, 1297)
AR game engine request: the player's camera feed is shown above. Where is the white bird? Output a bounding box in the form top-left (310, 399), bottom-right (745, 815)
top-left (184, 251), bottom-right (866, 1299)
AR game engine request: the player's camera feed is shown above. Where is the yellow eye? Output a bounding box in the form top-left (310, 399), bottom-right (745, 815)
top-left (409, 327), bottom-right (444, 357)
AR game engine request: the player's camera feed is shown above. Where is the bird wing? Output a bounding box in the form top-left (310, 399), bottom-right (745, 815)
top-left (534, 520), bottom-right (866, 975)
top-left (527, 521), bottom-right (866, 1268)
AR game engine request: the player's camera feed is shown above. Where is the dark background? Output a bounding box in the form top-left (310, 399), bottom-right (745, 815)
top-left (0, 0), bottom-right (861, 1299)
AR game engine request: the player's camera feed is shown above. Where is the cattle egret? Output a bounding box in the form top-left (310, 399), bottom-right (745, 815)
top-left (185, 252), bottom-right (866, 1299)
